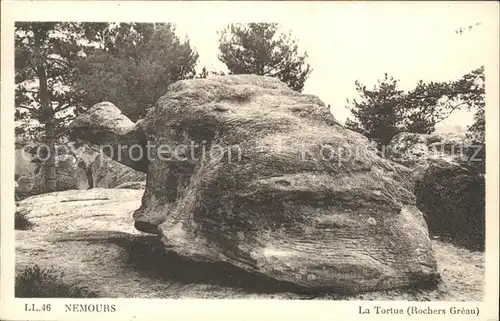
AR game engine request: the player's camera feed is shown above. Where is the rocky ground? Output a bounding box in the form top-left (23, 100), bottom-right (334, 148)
top-left (15, 188), bottom-right (484, 300)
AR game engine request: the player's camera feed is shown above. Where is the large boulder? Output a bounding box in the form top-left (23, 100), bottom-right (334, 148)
top-left (70, 75), bottom-right (438, 293)
top-left (70, 101), bottom-right (148, 172)
top-left (90, 154), bottom-right (146, 188)
top-left (64, 141), bottom-right (145, 189)
top-left (415, 160), bottom-right (485, 251)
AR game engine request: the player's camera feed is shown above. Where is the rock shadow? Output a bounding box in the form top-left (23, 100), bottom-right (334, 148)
top-left (112, 235), bottom-right (307, 295)
top-left (50, 232), bottom-right (440, 297)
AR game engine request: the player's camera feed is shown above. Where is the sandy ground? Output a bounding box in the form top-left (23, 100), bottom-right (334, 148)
top-left (15, 189), bottom-right (484, 300)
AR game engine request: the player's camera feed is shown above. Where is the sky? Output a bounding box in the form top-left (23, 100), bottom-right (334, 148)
top-left (170, 2), bottom-right (494, 132)
top-left (7, 1), bottom-right (497, 135)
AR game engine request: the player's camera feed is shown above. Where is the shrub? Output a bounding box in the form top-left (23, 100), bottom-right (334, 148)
top-left (15, 265), bottom-right (99, 298)
top-left (15, 208), bottom-right (34, 230)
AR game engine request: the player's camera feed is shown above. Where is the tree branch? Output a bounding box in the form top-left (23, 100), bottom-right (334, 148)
top-left (18, 89), bottom-right (40, 94)
top-left (435, 102), bottom-right (468, 124)
top-left (17, 104), bottom-right (37, 111)
top-left (54, 103), bottom-right (73, 113)
top-left (54, 114), bottom-right (75, 122)
top-left (47, 55), bottom-right (71, 68)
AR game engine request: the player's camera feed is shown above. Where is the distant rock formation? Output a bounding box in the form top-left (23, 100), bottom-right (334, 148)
top-left (70, 75), bottom-right (438, 293)
top-left (15, 141), bottom-right (145, 197)
top-left (90, 154), bottom-right (146, 189)
top-left (15, 152), bottom-right (90, 198)
top-left (387, 132), bottom-right (485, 250)
top-left (70, 101), bottom-right (148, 172)
top-left (386, 132), bottom-right (472, 167)
top-left (385, 132), bottom-right (474, 182)
top-left (415, 160), bottom-right (485, 251)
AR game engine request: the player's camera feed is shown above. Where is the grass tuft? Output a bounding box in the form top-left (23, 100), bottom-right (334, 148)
top-left (15, 208), bottom-right (34, 230)
top-left (15, 264), bottom-right (99, 298)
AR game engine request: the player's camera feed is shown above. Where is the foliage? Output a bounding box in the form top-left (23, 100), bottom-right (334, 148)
top-left (218, 23), bottom-right (311, 92)
top-left (466, 103), bottom-right (485, 173)
top-left (345, 74), bottom-right (403, 147)
top-left (15, 22), bottom-right (198, 191)
top-left (15, 22), bottom-right (109, 191)
top-left (75, 23), bottom-right (199, 121)
top-left (346, 66), bottom-right (485, 148)
top-left (464, 67), bottom-right (486, 174)
top-left (15, 22), bottom-right (94, 142)
top-left (16, 265), bottom-right (99, 298)
top-left (15, 207), bottom-right (34, 230)
top-left (402, 66), bottom-right (485, 133)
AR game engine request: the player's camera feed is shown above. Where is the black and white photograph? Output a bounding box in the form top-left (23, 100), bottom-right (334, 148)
top-left (1, 1), bottom-right (499, 320)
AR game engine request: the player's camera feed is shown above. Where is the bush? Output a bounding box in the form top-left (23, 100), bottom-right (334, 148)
top-left (15, 208), bottom-right (34, 230)
top-left (15, 265), bottom-right (99, 298)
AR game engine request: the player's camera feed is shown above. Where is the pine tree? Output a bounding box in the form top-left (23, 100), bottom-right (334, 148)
top-left (218, 23), bottom-right (311, 92)
top-left (15, 22), bottom-right (106, 191)
top-left (75, 23), bottom-right (199, 122)
top-left (345, 67), bottom-right (485, 149)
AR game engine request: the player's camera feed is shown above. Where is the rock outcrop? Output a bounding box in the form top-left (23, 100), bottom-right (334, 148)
top-left (90, 154), bottom-right (146, 189)
top-left (385, 132), bottom-right (474, 181)
top-left (15, 189), bottom-right (153, 297)
top-left (69, 142), bottom-right (146, 189)
top-left (16, 188), bottom-right (142, 234)
top-left (15, 144), bottom-right (39, 178)
top-left (15, 142), bottom-right (99, 197)
top-left (15, 141), bottom-right (145, 196)
top-left (70, 101), bottom-right (148, 172)
top-left (16, 154), bottom-right (90, 198)
top-left (70, 75), bottom-right (438, 293)
top-left (387, 132), bottom-right (485, 250)
top-left (415, 160), bottom-right (485, 251)
top-left (115, 181), bottom-right (147, 190)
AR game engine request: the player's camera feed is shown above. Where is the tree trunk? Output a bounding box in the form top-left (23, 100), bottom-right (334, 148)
top-left (86, 166), bottom-right (94, 189)
top-left (33, 27), bottom-right (57, 192)
top-left (44, 121), bottom-right (57, 192)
